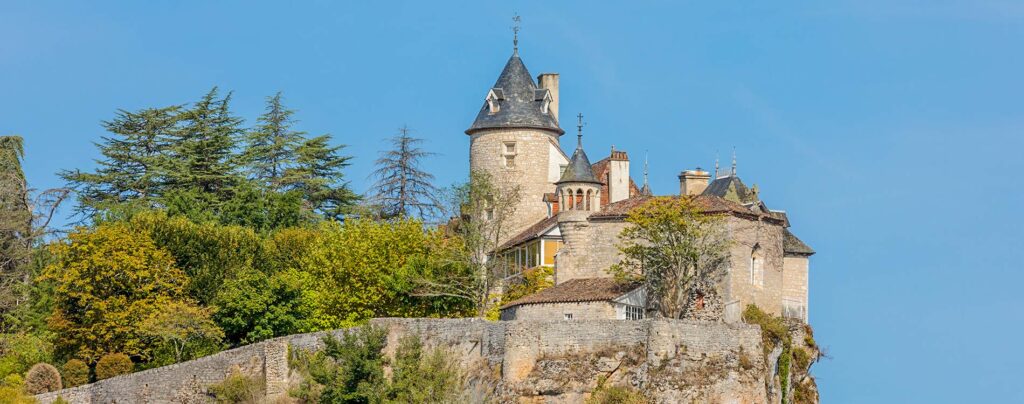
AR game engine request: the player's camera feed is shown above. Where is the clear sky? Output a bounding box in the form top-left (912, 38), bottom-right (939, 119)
top-left (3, 1), bottom-right (1023, 401)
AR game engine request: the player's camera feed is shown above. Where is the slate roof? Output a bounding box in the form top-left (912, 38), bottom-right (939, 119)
top-left (557, 140), bottom-right (601, 184)
top-left (497, 214), bottom-right (560, 251)
top-left (500, 278), bottom-right (641, 310)
top-left (783, 228), bottom-right (815, 256)
top-left (589, 195), bottom-right (786, 224)
top-left (466, 54), bottom-right (564, 135)
top-left (703, 175), bottom-right (758, 204)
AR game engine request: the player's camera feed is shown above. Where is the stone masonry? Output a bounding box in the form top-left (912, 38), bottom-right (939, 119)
top-left (36, 318), bottom-right (770, 404)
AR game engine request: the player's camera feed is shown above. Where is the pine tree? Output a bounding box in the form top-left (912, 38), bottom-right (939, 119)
top-left (368, 126), bottom-right (442, 220)
top-left (242, 92), bottom-right (303, 191)
top-left (283, 135), bottom-right (358, 219)
top-left (60, 106), bottom-right (181, 217)
top-left (164, 87), bottom-right (244, 201)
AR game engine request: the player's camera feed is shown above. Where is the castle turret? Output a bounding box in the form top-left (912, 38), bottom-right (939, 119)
top-left (554, 122), bottom-right (603, 283)
top-left (467, 51), bottom-right (566, 241)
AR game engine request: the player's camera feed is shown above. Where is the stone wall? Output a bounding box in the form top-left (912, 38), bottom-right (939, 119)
top-left (555, 215), bottom-right (629, 284)
top-left (723, 216), bottom-right (787, 318)
top-left (782, 256), bottom-right (809, 321)
top-left (36, 318), bottom-right (772, 404)
top-left (499, 301), bottom-right (617, 321)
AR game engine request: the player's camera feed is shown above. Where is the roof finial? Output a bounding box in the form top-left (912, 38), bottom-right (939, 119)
top-left (511, 13), bottom-right (521, 56)
top-left (642, 151), bottom-right (651, 195)
top-left (576, 112), bottom-right (585, 148)
top-left (714, 151), bottom-right (720, 179)
top-left (731, 147), bottom-right (737, 176)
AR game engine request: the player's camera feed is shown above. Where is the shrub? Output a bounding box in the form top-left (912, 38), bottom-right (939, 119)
top-left (24, 363), bottom-right (63, 394)
top-left (0, 374), bottom-right (35, 403)
top-left (95, 353), bottom-right (133, 380)
top-left (208, 370), bottom-right (264, 403)
top-left (62, 359), bottom-right (89, 387)
top-left (0, 333), bottom-right (54, 380)
top-left (586, 383), bottom-right (647, 404)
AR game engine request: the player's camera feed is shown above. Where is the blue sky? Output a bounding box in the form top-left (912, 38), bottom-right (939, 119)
top-left (3, 1), bottom-right (1023, 401)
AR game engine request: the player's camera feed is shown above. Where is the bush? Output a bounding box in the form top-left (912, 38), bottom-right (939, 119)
top-left (62, 359), bottom-right (89, 387)
top-left (208, 370), bottom-right (264, 403)
top-left (586, 383), bottom-right (647, 404)
top-left (95, 353), bottom-right (133, 380)
top-left (24, 362), bottom-right (62, 394)
top-left (0, 374), bottom-right (35, 403)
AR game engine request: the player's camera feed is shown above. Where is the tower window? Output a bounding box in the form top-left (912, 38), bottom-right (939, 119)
top-left (563, 313), bottom-right (573, 320)
top-left (502, 142), bottom-right (517, 168)
top-left (750, 245), bottom-right (764, 287)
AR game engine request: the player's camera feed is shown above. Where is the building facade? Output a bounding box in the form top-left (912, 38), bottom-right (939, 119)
top-left (467, 48), bottom-right (815, 323)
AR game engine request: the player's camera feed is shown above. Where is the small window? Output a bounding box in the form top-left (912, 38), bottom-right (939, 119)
top-left (559, 164), bottom-right (568, 176)
top-left (626, 306), bottom-right (644, 320)
top-left (504, 142), bottom-right (516, 154)
top-left (502, 142), bottom-right (517, 169)
top-left (563, 313), bottom-right (573, 320)
top-left (504, 155), bottom-right (515, 168)
top-left (750, 245), bottom-right (764, 287)
top-left (485, 208), bottom-right (494, 221)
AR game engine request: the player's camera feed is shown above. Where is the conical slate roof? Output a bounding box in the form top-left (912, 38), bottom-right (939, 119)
top-left (557, 138), bottom-right (601, 184)
top-left (466, 54), bottom-right (564, 135)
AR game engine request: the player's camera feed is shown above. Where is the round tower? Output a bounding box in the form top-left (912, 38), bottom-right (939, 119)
top-left (553, 130), bottom-right (602, 284)
top-left (466, 51), bottom-right (564, 239)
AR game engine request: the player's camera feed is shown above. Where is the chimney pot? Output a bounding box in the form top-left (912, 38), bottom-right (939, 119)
top-left (679, 168), bottom-right (711, 196)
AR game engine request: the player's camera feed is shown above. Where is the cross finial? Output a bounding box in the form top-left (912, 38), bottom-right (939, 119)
top-left (576, 112), bottom-right (585, 147)
top-left (512, 13), bottom-right (522, 56)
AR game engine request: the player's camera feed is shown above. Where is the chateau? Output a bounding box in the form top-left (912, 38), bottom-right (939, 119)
top-left (465, 47), bottom-right (815, 324)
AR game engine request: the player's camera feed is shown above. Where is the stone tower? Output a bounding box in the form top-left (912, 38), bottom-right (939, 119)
top-left (554, 134), bottom-right (602, 284)
top-left (466, 50), bottom-right (566, 240)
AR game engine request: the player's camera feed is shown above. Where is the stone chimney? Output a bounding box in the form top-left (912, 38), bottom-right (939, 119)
top-left (608, 149), bottom-right (630, 204)
top-left (679, 168), bottom-right (711, 196)
top-left (537, 73), bottom-right (559, 122)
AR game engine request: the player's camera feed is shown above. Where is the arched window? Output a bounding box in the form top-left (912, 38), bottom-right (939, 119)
top-left (750, 244), bottom-right (764, 287)
top-left (575, 189), bottom-right (584, 210)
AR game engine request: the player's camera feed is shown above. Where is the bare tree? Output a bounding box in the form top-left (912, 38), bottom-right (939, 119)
top-left (409, 171), bottom-right (521, 316)
top-left (367, 126), bottom-right (442, 220)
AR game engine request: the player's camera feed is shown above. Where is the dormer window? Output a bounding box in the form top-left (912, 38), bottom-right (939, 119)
top-left (536, 89), bottom-right (553, 114)
top-left (486, 89), bottom-right (504, 114)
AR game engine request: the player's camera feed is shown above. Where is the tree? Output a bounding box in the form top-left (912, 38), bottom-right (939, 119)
top-left (293, 326), bottom-right (388, 403)
top-left (242, 92), bottom-right (304, 191)
top-left (409, 171), bottom-right (521, 317)
top-left (367, 126), bottom-right (442, 220)
top-left (609, 197), bottom-right (730, 319)
top-left (163, 87), bottom-right (244, 202)
top-left (139, 301), bottom-right (223, 366)
top-left (283, 135), bottom-right (358, 219)
top-left (43, 223), bottom-right (193, 364)
top-left (1, 136), bottom-right (67, 331)
top-left (59, 106), bottom-right (181, 218)
top-left (212, 268), bottom-right (313, 345)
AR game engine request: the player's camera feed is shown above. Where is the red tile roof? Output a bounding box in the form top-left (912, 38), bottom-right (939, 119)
top-left (589, 195), bottom-right (786, 224)
top-left (497, 214), bottom-right (560, 251)
top-left (500, 277), bottom-right (641, 310)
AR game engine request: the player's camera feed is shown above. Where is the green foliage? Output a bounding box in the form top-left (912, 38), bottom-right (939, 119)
top-left (586, 381), bottom-right (647, 404)
top-left (0, 334), bottom-right (53, 381)
top-left (300, 220), bottom-right (431, 329)
top-left (208, 370), bottom-right (263, 404)
top-left (138, 301), bottom-right (224, 367)
top-left (94, 353), bottom-right (132, 381)
top-left (43, 224), bottom-right (192, 363)
top-left (610, 196), bottom-right (730, 319)
top-left (242, 92), bottom-right (304, 191)
top-left (294, 326), bottom-right (388, 403)
top-left (213, 268), bottom-right (313, 344)
top-left (60, 359), bottom-right (88, 388)
top-left (282, 135), bottom-right (358, 220)
top-left (291, 329), bottom-right (469, 404)
top-left (23, 363), bottom-right (61, 394)
top-left (385, 334), bottom-right (465, 403)
top-left (0, 374), bottom-right (35, 404)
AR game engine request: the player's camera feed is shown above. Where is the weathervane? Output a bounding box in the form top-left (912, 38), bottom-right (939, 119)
top-left (576, 112), bottom-right (585, 147)
top-left (512, 13), bottom-right (522, 55)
